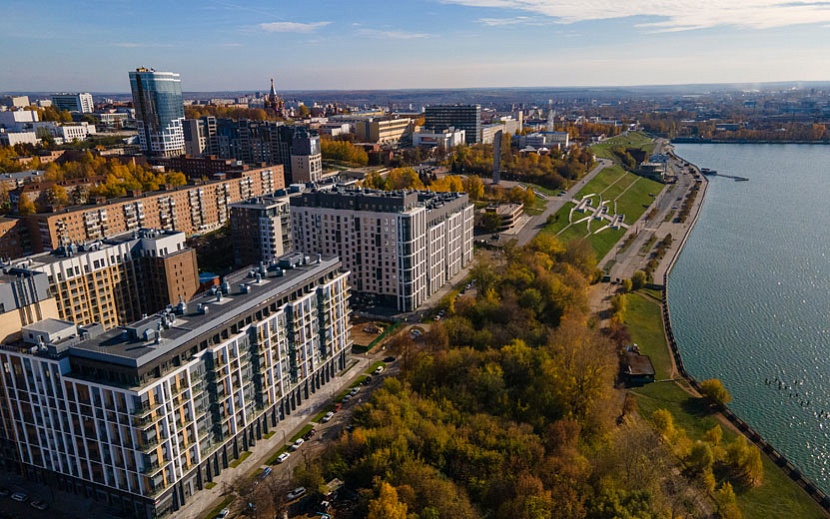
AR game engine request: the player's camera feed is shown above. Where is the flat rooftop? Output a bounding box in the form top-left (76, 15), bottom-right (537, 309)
top-left (68, 255), bottom-right (342, 368)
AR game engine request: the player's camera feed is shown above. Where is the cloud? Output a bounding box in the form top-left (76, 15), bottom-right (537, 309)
top-left (444, 0), bottom-right (830, 31)
top-left (358, 29), bottom-right (433, 39)
top-left (258, 21), bottom-right (330, 33)
top-left (477, 16), bottom-right (550, 26)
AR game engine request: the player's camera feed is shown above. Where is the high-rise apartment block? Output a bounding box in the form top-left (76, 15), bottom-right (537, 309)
top-left (290, 188), bottom-right (474, 311)
top-left (30, 165), bottom-right (284, 252)
top-left (424, 104), bottom-right (482, 145)
top-left (51, 93), bottom-right (94, 114)
top-left (0, 256), bottom-right (351, 518)
top-left (129, 68), bottom-right (185, 157)
top-left (14, 229), bottom-right (199, 330)
top-left (184, 118), bottom-right (322, 184)
top-left (230, 196), bottom-right (292, 267)
top-left (0, 269), bottom-right (60, 343)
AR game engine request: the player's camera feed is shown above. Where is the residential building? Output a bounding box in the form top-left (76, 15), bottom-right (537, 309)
top-left (185, 118), bottom-right (321, 184)
top-left (411, 128), bottom-right (466, 148)
top-left (355, 117), bottom-right (413, 144)
top-left (290, 187), bottom-right (474, 311)
top-left (154, 155), bottom-right (247, 180)
top-left (0, 255), bottom-right (351, 518)
top-left (182, 120), bottom-right (206, 157)
top-left (481, 123), bottom-right (505, 145)
top-left (0, 218), bottom-right (27, 259)
top-left (0, 268), bottom-right (60, 343)
top-left (129, 68), bottom-right (185, 157)
top-left (28, 165), bottom-right (284, 253)
top-left (230, 196), bottom-right (292, 267)
top-left (424, 105), bottom-right (481, 145)
top-left (13, 229), bottom-right (198, 330)
top-left (51, 93), bottom-right (94, 114)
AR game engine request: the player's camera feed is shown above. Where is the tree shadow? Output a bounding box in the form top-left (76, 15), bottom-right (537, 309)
top-left (680, 395), bottom-right (712, 420)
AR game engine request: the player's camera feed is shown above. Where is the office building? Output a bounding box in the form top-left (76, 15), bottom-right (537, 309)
top-left (355, 117), bottom-right (413, 144)
top-left (29, 165), bottom-right (284, 253)
top-left (230, 196), bottom-right (292, 267)
top-left (13, 229), bottom-right (199, 330)
top-left (290, 188), bottom-right (474, 311)
top-left (129, 68), bottom-right (185, 157)
top-left (0, 256), bottom-right (351, 518)
top-left (51, 93), bottom-right (94, 114)
top-left (424, 105), bottom-right (481, 145)
top-left (0, 110), bottom-right (39, 131)
top-left (412, 128), bottom-right (466, 148)
top-left (1, 96), bottom-right (29, 109)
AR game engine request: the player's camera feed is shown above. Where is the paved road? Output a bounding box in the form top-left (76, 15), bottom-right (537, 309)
top-left (600, 140), bottom-right (702, 281)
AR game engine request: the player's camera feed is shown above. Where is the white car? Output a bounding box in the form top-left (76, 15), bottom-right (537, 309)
top-left (215, 509), bottom-right (230, 519)
top-left (373, 365), bottom-right (384, 375)
top-left (321, 411), bottom-right (335, 423)
top-left (11, 492), bottom-right (27, 502)
top-left (290, 438), bottom-right (304, 451)
top-left (276, 452), bottom-right (290, 463)
top-left (286, 486), bottom-right (307, 500)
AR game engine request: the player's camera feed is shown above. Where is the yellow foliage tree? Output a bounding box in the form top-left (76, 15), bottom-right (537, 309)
top-left (368, 481), bottom-right (408, 519)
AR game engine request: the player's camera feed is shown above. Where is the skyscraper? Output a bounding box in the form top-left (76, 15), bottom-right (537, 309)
top-left (129, 68), bottom-right (185, 157)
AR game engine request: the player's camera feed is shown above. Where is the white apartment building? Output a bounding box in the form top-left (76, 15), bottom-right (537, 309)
top-left (290, 188), bottom-right (474, 311)
top-left (0, 256), bottom-right (350, 518)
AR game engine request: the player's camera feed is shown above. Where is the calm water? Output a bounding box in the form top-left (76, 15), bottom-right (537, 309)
top-left (670, 143), bottom-right (830, 490)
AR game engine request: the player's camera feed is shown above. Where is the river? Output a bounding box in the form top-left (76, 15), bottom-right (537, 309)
top-left (669, 143), bottom-right (830, 491)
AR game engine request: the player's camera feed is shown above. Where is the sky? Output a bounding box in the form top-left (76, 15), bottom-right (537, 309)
top-left (2, 0), bottom-right (830, 92)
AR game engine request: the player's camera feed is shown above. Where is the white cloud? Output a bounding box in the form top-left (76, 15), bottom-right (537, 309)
top-left (444, 0), bottom-right (830, 31)
top-left (478, 16), bottom-right (550, 26)
top-left (358, 29), bottom-right (433, 39)
top-left (258, 21), bottom-right (330, 33)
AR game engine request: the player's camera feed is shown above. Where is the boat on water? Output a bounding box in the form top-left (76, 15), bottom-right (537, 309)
top-left (701, 168), bottom-right (718, 175)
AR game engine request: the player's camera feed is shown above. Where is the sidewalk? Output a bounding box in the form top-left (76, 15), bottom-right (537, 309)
top-left (175, 354), bottom-right (373, 519)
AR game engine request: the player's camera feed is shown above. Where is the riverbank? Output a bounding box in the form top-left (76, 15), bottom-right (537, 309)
top-left (658, 153), bottom-right (830, 516)
top-left (671, 138), bottom-right (830, 145)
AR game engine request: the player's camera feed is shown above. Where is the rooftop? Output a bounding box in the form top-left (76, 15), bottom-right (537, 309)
top-left (67, 255), bottom-right (342, 368)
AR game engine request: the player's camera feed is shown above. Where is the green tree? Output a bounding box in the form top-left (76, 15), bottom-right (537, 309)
top-left (463, 175), bottom-right (484, 201)
top-left (631, 270), bottom-right (647, 291)
top-left (686, 441), bottom-right (714, 474)
top-left (621, 278), bottom-right (633, 293)
top-left (298, 105), bottom-right (310, 118)
top-left (699, 378), bottom-right (731, 407)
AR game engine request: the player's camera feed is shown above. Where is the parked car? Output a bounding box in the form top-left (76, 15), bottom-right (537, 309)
top-left (349, 387), bottom-right (360, 396)
top-left (383, 356), bottom-right (396, 363)
top-left (30, 499), bottom-right (49, 510)
top-left (276, 452), bottom-right (290, 463)
top-left (214, 509), bottom-right (230, 519)
top-left (286, 487), bottom-right (307, 500)
top-left (10, 492), bottom-right (27, 502)
top-left (290, 438), bottom-right (304, 451)
top-left (258, 467), bottom-right (273, 480)
top-left (361, 376), bottom-right (373, 386)
top-left (321, 411), bottom-right (335, 423)
top-left (341, 395), bottom-right (352, 404)
top-left (303, 428), bottom-right (317, 440)
top-left (409, 329), bottom-right (421, 339)
top-left (373, 366), bottom-right (385, 375)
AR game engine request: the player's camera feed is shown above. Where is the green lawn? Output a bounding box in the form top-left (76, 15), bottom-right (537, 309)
top-left (228, 451), bottom-right (251, 468)
top-left (366, 361), bottom-right (386, 374)
top-left (577, 165), bottom-right (628, 197)
top-left (291, 424), bottom-right (315, 442)
top-left (591, 132), bottom-right (655, 163)
top-left (612, 176), bottom-right (665, 222)
top-left (521, 181), bottom-right (560, 197)
top-left (203, 496), bottom-right (235, 519)
top-left (633, 382), bottom-right (827, 519)
top-left (624, 292), bottom-right (672, 380)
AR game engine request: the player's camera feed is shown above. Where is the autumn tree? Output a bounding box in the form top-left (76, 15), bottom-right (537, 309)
top-left (17, 195), bottom-right (35, 215)
top-left (699, 378), bottom-right (732, 407)
top-left (463, 174), bottom-right (484, 201)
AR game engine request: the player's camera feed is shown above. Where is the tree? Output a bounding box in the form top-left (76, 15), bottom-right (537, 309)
top-left (631, 270), bottom-right (647, 291)
top-left (480, 212), bottom-right (502, 233)
top-left (298, 105), bottom-right (310, 118)
top-left (699, 378), bottom-right (731, 407)
top-left (47, 184), bottom-right (69, 208)
top-left (620, 278), bottom-right (633, 293)
top-left (686, 441), bottom-right (714, 474)
top-left (463, 175), bottom-right (484, 201)
top-left (368, 481), bottom-right (408, 519)
top-left (17, 195), bottom-right (35, 215)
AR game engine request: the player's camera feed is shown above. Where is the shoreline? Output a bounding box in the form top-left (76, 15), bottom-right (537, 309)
top-left (670, 138), bottom-right (830, 145)
top-left (660, 153), bottom-right (830, 514)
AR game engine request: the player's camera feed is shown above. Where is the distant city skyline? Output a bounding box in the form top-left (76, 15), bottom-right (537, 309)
top-left (2, 0), bottom-right (830, 92)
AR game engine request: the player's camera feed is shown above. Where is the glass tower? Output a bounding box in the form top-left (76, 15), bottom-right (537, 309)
top-left (129, 68), bottom-right (185, 157)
